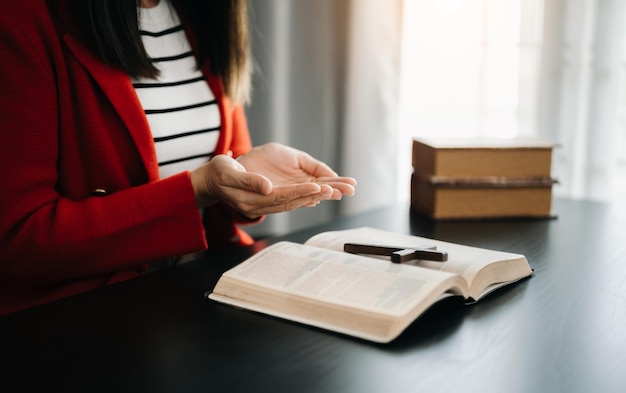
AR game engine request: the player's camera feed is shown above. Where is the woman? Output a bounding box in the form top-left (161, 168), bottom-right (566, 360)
top-left (0, 0), bottom-right (356, 315)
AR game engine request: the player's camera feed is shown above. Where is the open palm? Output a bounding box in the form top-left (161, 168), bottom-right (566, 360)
top-left (236, 143), bottom-right (356, 199)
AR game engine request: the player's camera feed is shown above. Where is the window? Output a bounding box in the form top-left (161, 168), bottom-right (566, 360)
top-left (397, 0), bottom-right (626, 205)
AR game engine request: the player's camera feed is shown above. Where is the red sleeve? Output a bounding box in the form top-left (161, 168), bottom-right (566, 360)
top-left (0, 5), bottom-right (207, 286)
top-left (229, 104), bottom-right (253, 158)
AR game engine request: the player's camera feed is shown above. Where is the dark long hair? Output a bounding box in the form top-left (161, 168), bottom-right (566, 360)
top-left (71, 0), bottom-right (251, 103)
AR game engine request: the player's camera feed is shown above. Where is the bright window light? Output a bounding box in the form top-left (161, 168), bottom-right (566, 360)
top-left (396, 0), bottom-right (545, 201)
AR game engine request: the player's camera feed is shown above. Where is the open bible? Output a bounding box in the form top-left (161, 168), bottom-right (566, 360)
top-left (207, 227), bottom-right (532, 343)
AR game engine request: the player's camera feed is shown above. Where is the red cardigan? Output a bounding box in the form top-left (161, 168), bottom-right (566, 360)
top-left (0, 0), bottom-right (257, 315)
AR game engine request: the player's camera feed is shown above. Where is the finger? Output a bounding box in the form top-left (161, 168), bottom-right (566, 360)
top-left (271, 183), bottom-right (329, 204)
top-left (230, 183), bottom-right (331, 216)
top-left (324, 182), bottom-right (356, 195)
top-left (314, 176), bottom-right (357, 186)
top-left (235, 192), bottom-right (324, 217)
top-left (298, 154), bottom-right (339, 178)
top-left (229, 182), bottom-right (323, 209)
top-left (259, 192), bottom-right (329, 213)
top-left (313, 178), bottom-right (356, 197)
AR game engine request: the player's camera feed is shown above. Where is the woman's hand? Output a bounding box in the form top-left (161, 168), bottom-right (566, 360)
top-left (190, 153), bottom-right (336, 219)
top-left (236, 143), bottom-right (357, 200)
top-left (189, 143), bottom-right (356, 219)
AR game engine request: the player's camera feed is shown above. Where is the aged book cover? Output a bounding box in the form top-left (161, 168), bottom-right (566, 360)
top-left (411, 137), bottom-right (557, 219)
top-left (208, 227), bottom-right (532, 343)
top-left (411, 173), bottom-right (556, 219)
top-left (412, 137), bottom-right (556, 178)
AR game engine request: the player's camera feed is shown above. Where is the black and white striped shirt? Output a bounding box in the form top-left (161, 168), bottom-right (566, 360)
top-left (132, 0), bottom-right (220, 179)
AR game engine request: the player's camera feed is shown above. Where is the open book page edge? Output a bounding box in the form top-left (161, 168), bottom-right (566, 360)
top-left (468, 269), bottom-right (534, 303)
top-left (208, 292), bottom-right (393, 343)
top-left (208, 287), bottom-right (465, 344)
top-left (468, 256), bottom-right (533, 300)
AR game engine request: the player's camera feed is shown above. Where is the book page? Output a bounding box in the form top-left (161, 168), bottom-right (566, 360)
top-left (214, 241), bottom-right (465, 316)
top-left (305, 227), bottom-right (530, 299)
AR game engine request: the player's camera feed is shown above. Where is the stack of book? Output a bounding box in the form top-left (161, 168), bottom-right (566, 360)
top-left (410, 137), bottom-right (558, 220)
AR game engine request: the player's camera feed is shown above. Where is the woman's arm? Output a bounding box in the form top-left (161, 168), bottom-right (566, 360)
top-left (0, 6), bottom-right (208, 284)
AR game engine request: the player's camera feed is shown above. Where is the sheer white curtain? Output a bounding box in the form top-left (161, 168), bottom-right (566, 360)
top-left (340, 1), bottom-right (403, 215)
top-left (539, 0), bottom-right (626, 202)
top-left (398, 0), bottom-right (626, 205)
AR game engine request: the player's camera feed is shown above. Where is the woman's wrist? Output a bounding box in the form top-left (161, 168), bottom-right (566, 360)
top-left (190, 164), bottom-right (218, 208)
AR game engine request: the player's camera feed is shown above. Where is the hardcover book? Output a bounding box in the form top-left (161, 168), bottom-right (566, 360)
top-left (411, 137), bottom-right (557, 219)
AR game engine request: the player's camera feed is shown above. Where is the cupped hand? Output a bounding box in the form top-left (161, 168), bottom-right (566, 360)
top-left (190, 154), bottom-right (334, 219)
top-left (236, 143), bottom-right (357, 200)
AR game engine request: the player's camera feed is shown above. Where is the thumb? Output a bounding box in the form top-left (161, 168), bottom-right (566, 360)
top-left (227, 156), bottom-right (273, 195)
top-left (234, 171), bottom-right (274, 195)
top-left (207, 155), bottom-right (273, 196)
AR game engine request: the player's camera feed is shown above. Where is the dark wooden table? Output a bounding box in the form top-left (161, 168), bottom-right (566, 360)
top-left (2, 198), bottom-right (625, 393)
